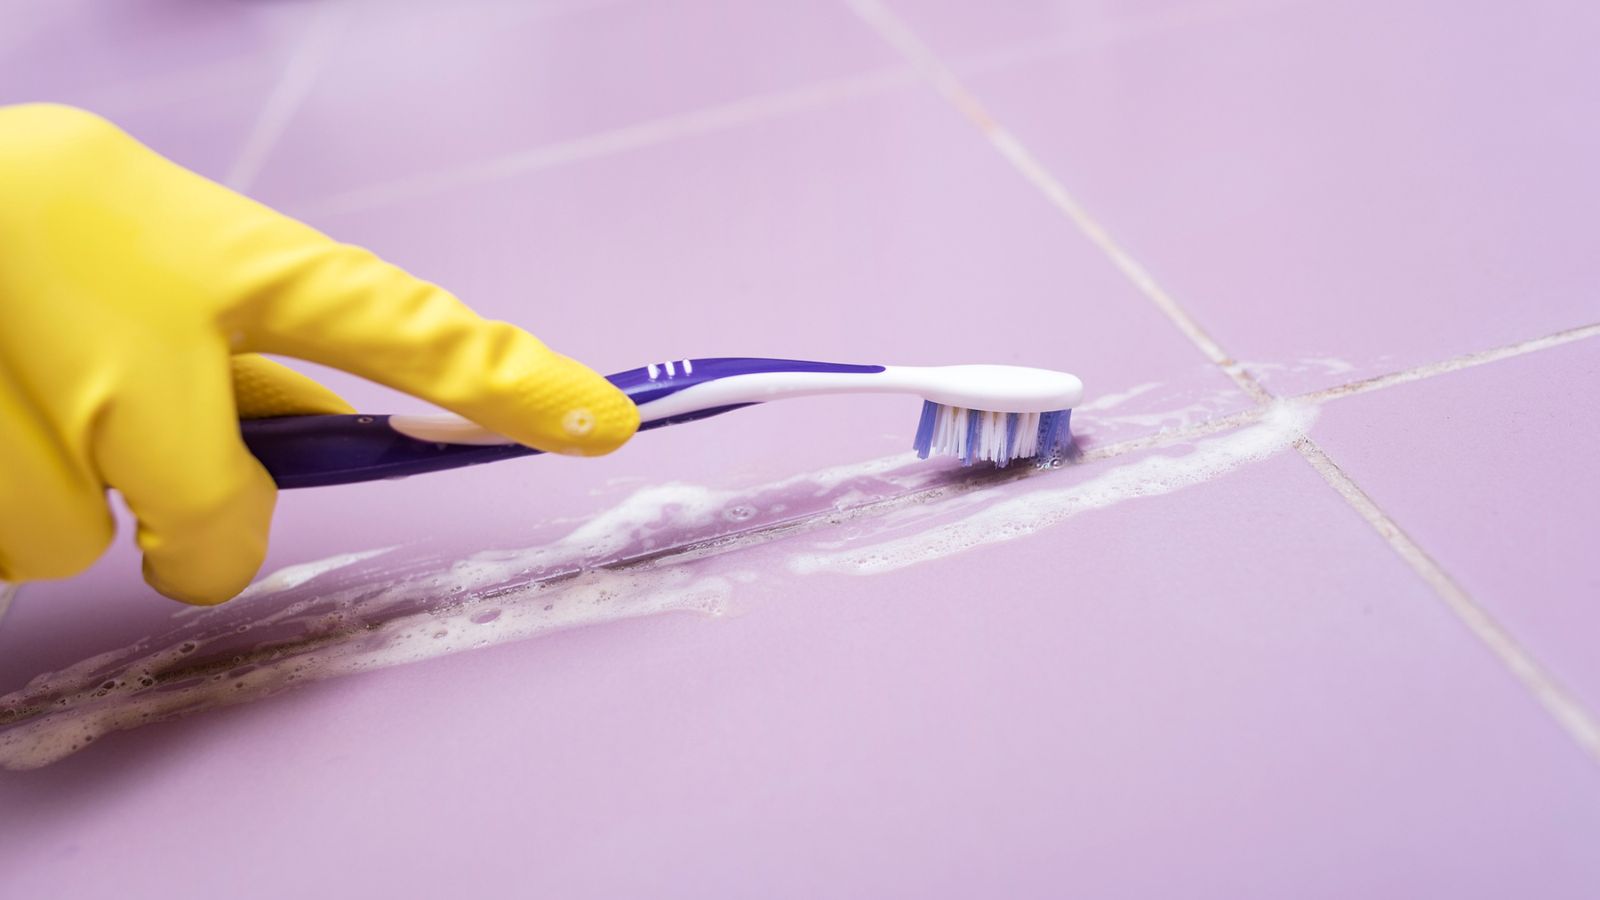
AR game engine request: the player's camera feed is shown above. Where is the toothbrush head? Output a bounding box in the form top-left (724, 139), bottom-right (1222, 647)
top-left (905, 364), bottom-right (1081, 467)
top-left (912, 402), bottom-right (1073, 468)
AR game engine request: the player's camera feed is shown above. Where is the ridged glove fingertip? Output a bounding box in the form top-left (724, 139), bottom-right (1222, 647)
top-left (510, 352), bottom-right (639, 456)
top-left (559, 387), bottom-right (639, 457)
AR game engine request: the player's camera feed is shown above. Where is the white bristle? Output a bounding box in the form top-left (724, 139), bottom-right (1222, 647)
top-left (1017, 412), bottom-right (1040, 459)
top-left (916, 404), bottom-right (1061, 466)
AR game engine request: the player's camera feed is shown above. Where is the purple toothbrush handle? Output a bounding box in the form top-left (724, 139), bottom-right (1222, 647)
top-left (243, 357), bottom-right (883, 489)
top-left (241, 415), bottom-right (541, 489)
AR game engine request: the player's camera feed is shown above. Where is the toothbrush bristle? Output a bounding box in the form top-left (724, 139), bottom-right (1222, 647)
top-left (912, 401), bottom-right (1073, 468)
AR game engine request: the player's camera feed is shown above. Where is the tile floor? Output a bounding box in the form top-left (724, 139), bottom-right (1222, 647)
top-left (1, 1), bottom-right (1597, 897)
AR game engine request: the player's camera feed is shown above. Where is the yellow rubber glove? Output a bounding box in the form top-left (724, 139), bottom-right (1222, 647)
top-left (0, 103), bottom-right (639, 605)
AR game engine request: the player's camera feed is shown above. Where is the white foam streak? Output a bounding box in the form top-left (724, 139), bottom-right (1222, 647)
top-left (236, 548), bottom-right (396, 600)
top-left (1, 407), bottom-right (1317, 769)
top-left (1077, 382), bottom-right (1161, 411)
top-left (0, 452), bottom-right (923, 769)
top-left (0, 568), bottom-right (729, 770)
top-left (792, 403), bottom-right (1317, 575)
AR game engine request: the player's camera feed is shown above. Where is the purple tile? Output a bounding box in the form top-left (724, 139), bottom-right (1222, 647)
top-left (0, 0), bottom-right (318, 183)
top-left (883, 0), bottom-right (1233, 61)
top-left (4, 2), bottom-right (1597, 896)
top-left (76, 76), bottom-right (278, 183)
top-left (0, 0), bottom-right (317, 107)
top-left (246, 0), bottom-right (904, 205)
top-left (4, 434), bottom-right (1597, 897)
top-left (950, 0), bottom-right (1600, 394)
top-left (1314, 336), bottom-right (1600, 711)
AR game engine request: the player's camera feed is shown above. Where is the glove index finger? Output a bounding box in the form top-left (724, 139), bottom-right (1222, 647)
top-left (234, 240), bottom-right (638, 456)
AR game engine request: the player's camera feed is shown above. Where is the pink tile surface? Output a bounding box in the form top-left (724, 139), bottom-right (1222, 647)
top-left (73, 77), bottom-right (279, 184)
top-left (0, 0), bottom-right (317, 107)
top-left (950, 0), bottom-right (1600, 394)
top-left (248, 0), bottom-right (904, 206)
top-left (290, 81), bottom-right (1250, 431)
top-left (6, 450), bottom-right (1600, 898)
top-left (1314, 336), bottom-right (1600, 710)
top-left (0, 0), bottom-right (311, 182)
top-left (883, 0), bottom-right (1218, 60)
top-left (4, 1), bottom-right (1599, 897)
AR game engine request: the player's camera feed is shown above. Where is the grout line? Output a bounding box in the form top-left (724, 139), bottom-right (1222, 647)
top-left (843, 0), bottom-right (1271, 404)
top-left (224, 6), bottom-right (346, 193)
top-left (1077, 405), bottom-right (1268, 462)
top-left (294, 66), bottom-right (918, 220)
top-left (1083, 317), bottom-right (1600, 449)
top-left (847, 0), bottom-right (1597, 413)
top-left (1295, 439), bottom-right (1600, 763)
top-left (1296, 321), bottom-right (1600, 405)
top-left (845, 0), bottom-right (1600, 761)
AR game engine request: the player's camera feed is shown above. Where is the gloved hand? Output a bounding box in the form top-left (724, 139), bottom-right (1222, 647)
top-left (0, 103), bottom-right (639, 605)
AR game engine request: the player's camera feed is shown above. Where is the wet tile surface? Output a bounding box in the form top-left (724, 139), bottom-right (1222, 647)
top-left (2, 1), bottom-right (1598, 897)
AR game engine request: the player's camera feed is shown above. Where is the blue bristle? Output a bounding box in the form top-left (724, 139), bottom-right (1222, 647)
top-left (912, 400), bottom-right (939, 459)
top-left (1000, 412), bottom-right (1021, 469)
top-left (911, 403), bottom-right (1074, 468)
top-left (1036, 409), bottom-right (1073, 459)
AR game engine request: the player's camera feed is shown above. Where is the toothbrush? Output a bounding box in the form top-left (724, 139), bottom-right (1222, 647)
top-left (241, 358), bottom-right (1083, 489)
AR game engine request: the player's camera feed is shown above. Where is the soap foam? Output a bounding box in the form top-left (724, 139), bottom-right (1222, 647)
top-left (0, 451), bottom-right (929, 770)
top-left (235, 547), bottom-right (397, 600)
top-left (0, 407), bottom-right (1316, 769)
top-left (1077, 382), bottom-right (1162, 411)
top-left (444, 451), bottom-right (934, 589)
top-left (1074, 379), bottom-right (1249, 440)
top-left (0, 565), bottom-right (730, 770)
top-left (790, 402), bottom-right (1317, 575)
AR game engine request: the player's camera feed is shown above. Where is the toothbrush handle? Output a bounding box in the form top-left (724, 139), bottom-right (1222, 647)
top-left (242, 358), bottom-right (883, 489)
top-left (240, 404), bottom-right (758, 489)
top-left (241, 415), bottom-right (544, 489)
